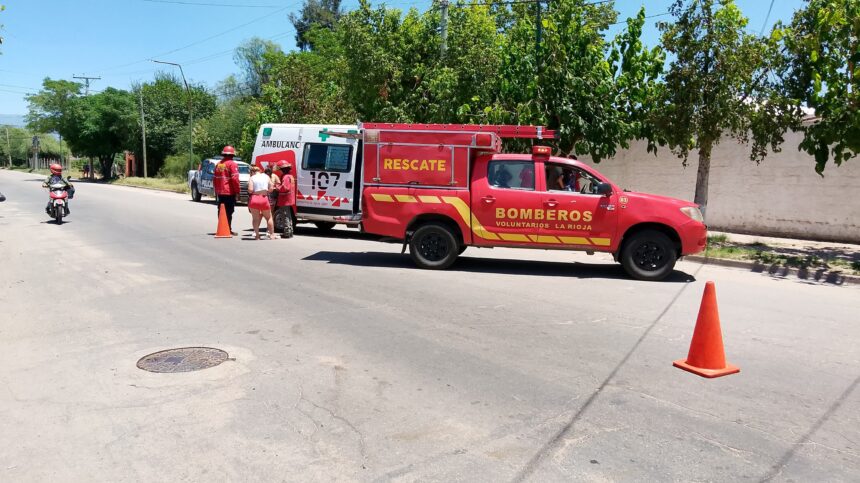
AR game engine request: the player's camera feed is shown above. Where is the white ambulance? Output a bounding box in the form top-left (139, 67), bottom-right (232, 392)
top-left (250, 124), bottom-right (362, 231)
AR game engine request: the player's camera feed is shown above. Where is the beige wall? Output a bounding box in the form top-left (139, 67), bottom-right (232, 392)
top-left (580, 130), bottom-right (860, 243)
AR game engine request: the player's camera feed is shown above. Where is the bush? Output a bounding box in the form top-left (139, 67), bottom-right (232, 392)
top-left (159, 154), bottom-right (196, 180)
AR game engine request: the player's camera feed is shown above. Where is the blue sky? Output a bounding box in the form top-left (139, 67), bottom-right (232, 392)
top-left (0, 0), bottom-right (804, 120)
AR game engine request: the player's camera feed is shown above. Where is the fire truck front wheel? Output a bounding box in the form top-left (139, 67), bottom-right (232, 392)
top-left (409, 223), bottom-right (459, 270)
top-left (620, 229), bottom-right (677, 281)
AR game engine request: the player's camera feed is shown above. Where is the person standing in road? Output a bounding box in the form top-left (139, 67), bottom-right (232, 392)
top-left (265, 165), bottom-right (280, 211)
top-left (213, 145), bottom-right (241, 235)
top-left (247, 166), bottom-right (276, 240)
top-left (274, 161), bottom-right (296, 238)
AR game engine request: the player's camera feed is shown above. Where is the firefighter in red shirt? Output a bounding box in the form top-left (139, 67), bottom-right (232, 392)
top-left (214, 145), bottom-right (241, 234)
top-left (274, 160), bottom-right (296, 238)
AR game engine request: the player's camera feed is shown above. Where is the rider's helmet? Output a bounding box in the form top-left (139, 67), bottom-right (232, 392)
top-left (221, 145), bottom-right (236, 156)
top-left (50, 163), bottom-right (63, 175)
top-left (276, 160), bottom-right (291, 171)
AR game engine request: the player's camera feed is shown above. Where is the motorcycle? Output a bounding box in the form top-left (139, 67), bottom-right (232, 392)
top-left (47, 183), bottom-right (71, 224)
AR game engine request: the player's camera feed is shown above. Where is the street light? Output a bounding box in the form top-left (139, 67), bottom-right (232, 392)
top-left (151, 59), bottom-right (194, 172)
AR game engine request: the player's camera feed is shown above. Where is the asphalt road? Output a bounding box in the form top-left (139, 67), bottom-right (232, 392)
top-left (1, 169), bottom-right (858, 482)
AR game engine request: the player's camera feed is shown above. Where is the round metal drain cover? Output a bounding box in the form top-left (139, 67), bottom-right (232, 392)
top-left (137, 347), bottom-right (228, 373)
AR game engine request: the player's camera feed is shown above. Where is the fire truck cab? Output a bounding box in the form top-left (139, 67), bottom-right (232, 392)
top-left (358, 123), bottom-right (707, 281)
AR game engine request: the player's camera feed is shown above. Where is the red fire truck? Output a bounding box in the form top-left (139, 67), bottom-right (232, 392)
top-left (350, 123), bottom-right (707, 281)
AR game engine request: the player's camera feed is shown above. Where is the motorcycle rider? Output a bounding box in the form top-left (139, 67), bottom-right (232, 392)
top-left (213, 146), bottom-right (241, 235)
top-left (43, 163), bottom-right (73, 215)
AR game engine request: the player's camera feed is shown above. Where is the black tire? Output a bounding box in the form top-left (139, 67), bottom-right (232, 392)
top-left (55, 207), bottom-right (63, 225)
top-left (458, 245), bottom-right (467, 255)
top-left (620, 229), bottom-right (677, 281)
top-left (191, 182), bottom-right (202, 202)
top-left (409, 223), bottom-right (459, 270)
top-left (314, 221), bottom-right (336, 232)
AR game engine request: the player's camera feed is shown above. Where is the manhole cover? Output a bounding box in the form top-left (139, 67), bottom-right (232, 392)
top-left (137, 347), bottom-right (229, 373)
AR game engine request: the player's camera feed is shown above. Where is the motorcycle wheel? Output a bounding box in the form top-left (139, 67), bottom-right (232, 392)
top-left (55, 206), bottom-right (63, 225)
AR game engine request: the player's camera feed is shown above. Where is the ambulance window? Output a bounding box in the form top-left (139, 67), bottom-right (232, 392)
top-left (302, 144), bottom-right (352, 173)
top-left (487, 160), bottom-right (535, 190)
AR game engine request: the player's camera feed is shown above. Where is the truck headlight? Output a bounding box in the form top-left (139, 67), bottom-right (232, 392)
top-left (680, 206), bottom-right (704, 222)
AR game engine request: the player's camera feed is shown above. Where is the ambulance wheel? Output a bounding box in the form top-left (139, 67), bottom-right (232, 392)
top-left (314, 221), bottom-right (336, 232)
top-left (620, 230), bottom-right (677, 281)
top-left (410, 223), bottom-right (458, 270)
top-left (191, 182), bottom-right (202, 202)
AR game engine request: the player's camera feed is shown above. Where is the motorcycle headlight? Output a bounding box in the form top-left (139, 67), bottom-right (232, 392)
top-left (680, 206), bottom-right (704, 223)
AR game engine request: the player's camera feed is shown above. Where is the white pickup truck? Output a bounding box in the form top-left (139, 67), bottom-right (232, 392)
top-left (188, 156), bottom-right (251, 203)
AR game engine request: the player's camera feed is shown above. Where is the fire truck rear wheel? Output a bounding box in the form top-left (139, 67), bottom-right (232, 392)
top-left (410, 223), bottom-right (459, 270)
top-left (620, 229), bottom-right (677, 281)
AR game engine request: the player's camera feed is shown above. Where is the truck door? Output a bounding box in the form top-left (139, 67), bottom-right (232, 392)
top-left (470, 158), bottom-right (545, 246)
top-left (540, 162), bottom-right (618, 249)
top-left (200, 160), bottom-right (215, 194)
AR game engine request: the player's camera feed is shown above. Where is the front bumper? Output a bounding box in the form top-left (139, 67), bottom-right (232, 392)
top-left (679, 220), bottom-right (708, 255)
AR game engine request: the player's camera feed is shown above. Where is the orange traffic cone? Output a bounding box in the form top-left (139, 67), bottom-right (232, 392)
top-left (214, 204), bottom-right (232, 238)
top-left (673, 281), bottom-right (740, 378)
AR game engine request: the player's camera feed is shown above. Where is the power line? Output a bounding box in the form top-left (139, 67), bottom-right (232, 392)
top-left (87, 3), bottom-right (295, 74)
top-left (760, 0), bottom-right (776, 36)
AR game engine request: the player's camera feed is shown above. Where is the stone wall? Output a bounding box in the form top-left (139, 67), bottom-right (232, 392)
top-left (580, 130), bottom-right (860, 243)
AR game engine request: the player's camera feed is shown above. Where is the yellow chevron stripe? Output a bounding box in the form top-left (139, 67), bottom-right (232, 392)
top-left (498, 233), bottom-right (530, 242)
top-left (371, 193), bottom-right (394, 202)
top-left (394, 194), bottom-right (418, 203)
top-left (558, 236), bottom-right (591, 245)
top-left (417, 195), bottom-right (442, 203)
top-left (535, 235), bottom-right (561, 244)
top-left (590, 237), bottom-right (611, 246)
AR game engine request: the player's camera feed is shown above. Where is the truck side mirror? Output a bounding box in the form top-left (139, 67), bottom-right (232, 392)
top-left (596, 182), bottom-right (612, 196)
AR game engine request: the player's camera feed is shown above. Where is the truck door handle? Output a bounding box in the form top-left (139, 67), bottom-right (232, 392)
top-left (481, 196), bottom-right (496, 204)
top-left (544, 199), bottom-right (558, 208)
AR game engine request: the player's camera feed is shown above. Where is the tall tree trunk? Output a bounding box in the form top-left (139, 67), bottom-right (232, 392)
top-left (694, 140), bottom-right (713, 220)
top-left (100, 155), bottom-right (115, 180)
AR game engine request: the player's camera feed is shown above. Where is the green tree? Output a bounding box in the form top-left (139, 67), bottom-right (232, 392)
top-left (130, 74), bottom-right (217, 175)
top-left (655, 0), bottom-right (798, 217)
top-left (194, 98), bottom-right (259, 160)
top-left (289, 0), bottom-right (343, 51)
top-left (777, 0), bottom-right (860, 173)
top-left (25, 78), bottom-right (83, 135)
top-left (233, 37), bottom-right (282, 97)
top-left (67, 88), bottom-right (137, 178)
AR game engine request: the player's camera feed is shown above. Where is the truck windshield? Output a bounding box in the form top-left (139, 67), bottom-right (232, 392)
top-left (238, 165), bottom-right (250, 174)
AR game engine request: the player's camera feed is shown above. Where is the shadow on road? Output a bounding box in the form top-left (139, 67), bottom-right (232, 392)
top-left (303, 250), bottom-right (696, 282)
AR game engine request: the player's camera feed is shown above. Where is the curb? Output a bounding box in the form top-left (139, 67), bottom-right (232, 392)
top-left (687, 255), bottom-right (860, 286)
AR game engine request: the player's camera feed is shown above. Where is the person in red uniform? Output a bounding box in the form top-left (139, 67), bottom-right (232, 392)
top-left (274, 160), bottom-right (296, 238)
top-left (213, 145), bottom-right (241, 235)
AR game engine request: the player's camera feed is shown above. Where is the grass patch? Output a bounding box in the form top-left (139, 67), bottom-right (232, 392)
top-left (705, 242), bottom-right (859, 275)
top-left (110, 176), bottom-right (189, 194)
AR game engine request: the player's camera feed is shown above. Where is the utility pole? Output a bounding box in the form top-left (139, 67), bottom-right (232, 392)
top-left (139, 90), bottom-right (148, 178)
top-left (152, 60), bottom-right (193, 171)
top-left (440, 0), bottom-right (449, 58)
top-left (73, 75), bottom-right (101, 96)
top-left (4, 127), bottom-right (11, 168)
top-left (73, 75), bottom-right (99, 178)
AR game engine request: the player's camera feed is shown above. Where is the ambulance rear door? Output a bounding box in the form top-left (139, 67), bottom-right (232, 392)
top-left (295, 125), bottom-right (360, 222)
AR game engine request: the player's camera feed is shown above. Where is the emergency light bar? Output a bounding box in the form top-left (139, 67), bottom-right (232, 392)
top-left (533, 145), bottom-right (552, 156)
